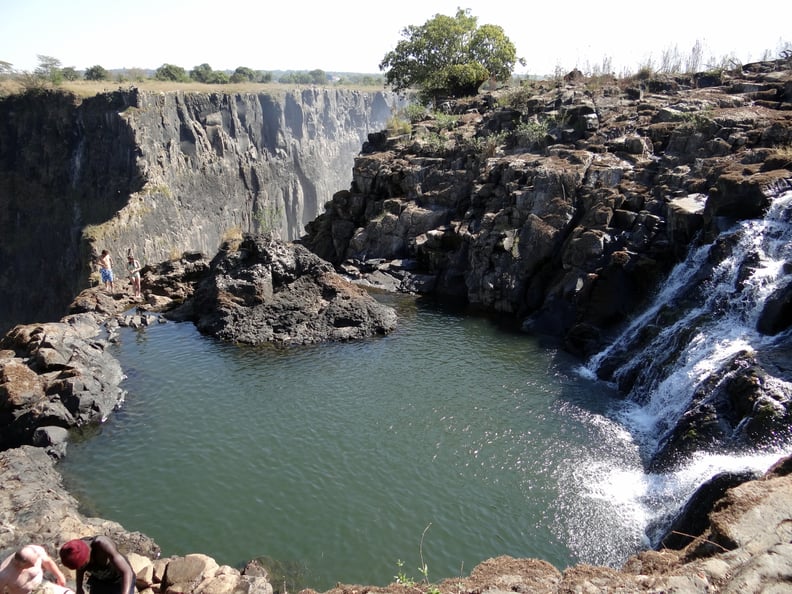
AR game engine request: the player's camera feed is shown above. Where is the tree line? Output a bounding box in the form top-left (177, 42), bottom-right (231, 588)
top-left (0, 56), bottom-right (385, 89)
top-left (7, 10), bottom-right (781, 101)
top-left (2, 9), bottom-right (520, 99)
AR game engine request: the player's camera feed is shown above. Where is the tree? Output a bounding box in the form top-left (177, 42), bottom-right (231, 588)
top-left (210, 71), bottom-right (230, 84)
top-left (155, 63), bottom-right (190, 82)
top-left (84, 65), bottom-right (110, 81)
top-left (230, 66), bottom-right (257, 83)
top-left (379, 8), bottom-right (524, 101)
top-left (190, 63), bottom-right (214, 83)
top-left (231, 67), bottom-right (272, 83)
top-left (309, 69), bottom-right (327, 84)
top-left (189, 63), bottom-right (232, 84)
top-left (61, 66), bottom-right (79, 81)
top-left (34, 54), bottom-right (63, 84)
top-left (278, 71), bottom-right (312, 84)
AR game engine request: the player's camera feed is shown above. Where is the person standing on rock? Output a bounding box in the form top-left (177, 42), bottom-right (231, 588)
top-left (126, 252), bottom-right (142, 299)
top-left (96, 251), bottom-right (115, 294)
top-left (59, 537), bottom-right (135, 594)
top-left (0, 544), bottom-right (74, 594)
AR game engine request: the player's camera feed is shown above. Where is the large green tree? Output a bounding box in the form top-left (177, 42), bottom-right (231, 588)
top-left (379, 8), bottom-right (523, 101)
top-left (154, 63), bottom-right (190, 82)
top-left (84, 65), bottom-right (110, 81)
top-left (34, 54), bottom-right (63, 84)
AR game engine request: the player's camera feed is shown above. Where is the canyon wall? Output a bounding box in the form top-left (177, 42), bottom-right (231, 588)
top-left (0, 87), bottom-right (399, 333)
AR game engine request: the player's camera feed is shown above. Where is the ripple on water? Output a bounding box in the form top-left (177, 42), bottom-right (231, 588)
top-left (60, 303), bottom-right (660, 589)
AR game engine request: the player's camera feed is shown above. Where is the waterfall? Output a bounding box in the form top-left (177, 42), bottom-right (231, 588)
top-left (592, 189), bottom-right (792, 452)
top-left (563, 189), bottom-right (792, 563)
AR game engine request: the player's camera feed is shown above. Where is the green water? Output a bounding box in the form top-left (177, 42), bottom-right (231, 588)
top-left (59, 295), bottom-right (640, 590)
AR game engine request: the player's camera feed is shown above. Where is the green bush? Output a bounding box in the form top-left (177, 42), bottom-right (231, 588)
top-left (512, 120), bottom-right (549, 148)
top-left (498, 85), bottom-right (535, 111)
top-left (403, 103), bottom-right (428, 122)
top-left (431, 111), bottom-right (458, 131)
top-left (84, 65), bottom-right (110, 81)
top-left (386, 115), bottom-right (412, 136)
top-left (155, 63), bottom-right (190, 82)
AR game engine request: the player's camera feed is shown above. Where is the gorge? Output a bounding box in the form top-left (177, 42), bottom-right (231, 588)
top-left (0, 86), bottom-right (398, 334)
top-left (1, 57), bottom-right (792, 593)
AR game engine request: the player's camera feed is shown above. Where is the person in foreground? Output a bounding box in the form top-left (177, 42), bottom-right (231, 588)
top-left (58, 537), bottom-right (135, 594)
top-left (0, 544), bottom-right (74, 594)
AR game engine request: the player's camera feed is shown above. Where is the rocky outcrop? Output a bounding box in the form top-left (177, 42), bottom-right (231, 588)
top-left (0, 87), bottom-right (400, 334)
top-left (0, 316), bottom-right (125, 451)
top-left (2, 444), bottom-right (791, 594)
top-left (0, 233), bottom-right (396, 451)
top-left (173, 234), bottom-right (398, 345)
top-left (301, 63), bottom-right (792, 355)
top-left (300, 60), bottom-right (792, 473)
top-left (0, 445), bottom-right (160, 559)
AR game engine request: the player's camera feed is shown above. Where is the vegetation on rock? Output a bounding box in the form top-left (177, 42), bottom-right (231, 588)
top-left (378, 8), bottom-right (524, 103)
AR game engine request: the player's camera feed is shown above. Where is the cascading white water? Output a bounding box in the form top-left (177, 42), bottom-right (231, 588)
top-left (566, 190), bottom-right (792, 559)
top-left (598, 189), bottom-right (792, 448)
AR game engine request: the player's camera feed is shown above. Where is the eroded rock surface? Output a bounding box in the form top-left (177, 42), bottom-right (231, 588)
top-left (0, 317), bottom-right (124, 451)
top-left (179, 234), bottom-right (397, 345)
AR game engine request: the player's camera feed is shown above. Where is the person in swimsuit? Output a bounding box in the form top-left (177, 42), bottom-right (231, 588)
top-left (126, 253), bottom-right (142, 299)
top-left (96, 251), bottom-right (115, 293)
top-left (59, 537), bottom-right (135, 594)
top-left (0, 545), bottom-right (73, 594)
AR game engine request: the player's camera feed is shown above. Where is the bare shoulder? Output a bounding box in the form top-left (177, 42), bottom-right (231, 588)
top-left (24, 544), bottom-right (48, 557)
top-left (92, 536), bottom-right (119, 555)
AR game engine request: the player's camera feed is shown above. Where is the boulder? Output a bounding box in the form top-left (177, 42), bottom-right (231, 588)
top-left (0, 321), bottom-right (124, 450)
top-left (184, 234), bottom-right (397, 345)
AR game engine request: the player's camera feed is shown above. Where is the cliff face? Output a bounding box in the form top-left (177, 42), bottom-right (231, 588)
top-left (0, 87), bottom-right (399, 333)
top-left (300, 61), bottom-right (792, 470)
top-left (302, 65), bottom-right (792, 357)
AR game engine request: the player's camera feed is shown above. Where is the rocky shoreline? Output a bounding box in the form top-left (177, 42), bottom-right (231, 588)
top-left (1, 403), bottom-right (791, 593)
top-left (0, 249), bottom-right (790, 592)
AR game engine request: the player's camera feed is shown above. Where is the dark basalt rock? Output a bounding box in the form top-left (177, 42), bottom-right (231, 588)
top-left (651, 469), bottom-right (761, 550)
top-left (182, 233), bottom-right (397, 345)
top-left (0, 317), bottom-right (124, 451)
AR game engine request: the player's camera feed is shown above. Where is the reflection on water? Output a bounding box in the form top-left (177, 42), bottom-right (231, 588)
top-left (59, 296), bottom-right (655, 590)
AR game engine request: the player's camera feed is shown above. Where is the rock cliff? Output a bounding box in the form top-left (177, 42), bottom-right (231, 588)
top-left (301, 62), bottom-right (792, 356)
top-left (300, 60), bottom-right (792, 471)
top-left (0, 87), bottom-right (399, 334)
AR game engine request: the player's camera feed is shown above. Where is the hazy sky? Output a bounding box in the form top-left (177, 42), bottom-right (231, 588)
top-left (1, 0), bottom-right (790, 76)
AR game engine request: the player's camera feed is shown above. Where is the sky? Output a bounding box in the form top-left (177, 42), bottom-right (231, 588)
top-left (1, 0), bottom-right (790, 77)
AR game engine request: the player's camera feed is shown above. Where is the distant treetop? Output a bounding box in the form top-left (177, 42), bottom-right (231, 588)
top-left (379, 8), bottom-right (524, 102)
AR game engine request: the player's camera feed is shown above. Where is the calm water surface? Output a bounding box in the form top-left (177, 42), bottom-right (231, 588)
top-left (60, 295), bottom-right (635, 590)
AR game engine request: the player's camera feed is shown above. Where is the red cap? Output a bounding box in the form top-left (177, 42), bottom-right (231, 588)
top-left (60, 539), bottom-right (90, 570)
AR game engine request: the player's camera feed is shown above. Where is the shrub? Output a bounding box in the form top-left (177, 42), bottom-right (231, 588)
top-left (386, 115), bottom-right (412, 136)
top-left (431, 111), bottom-right (458, 131)
top-left (463, 131), bottom-right (508, 157)
top-left (498, 85), bottom-right (535, 111)
top-left (155, 63), bottom-right (190, 82)
top-left (512, 120), bottom-right (549, 148)
top-left (85, 65), bottom-right (110, 81)
top-left (403, 103), bottom-right (428, 122)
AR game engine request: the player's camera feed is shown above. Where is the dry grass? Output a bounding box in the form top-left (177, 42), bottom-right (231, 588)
top-left (0, 78), bottom-right (384, 99)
